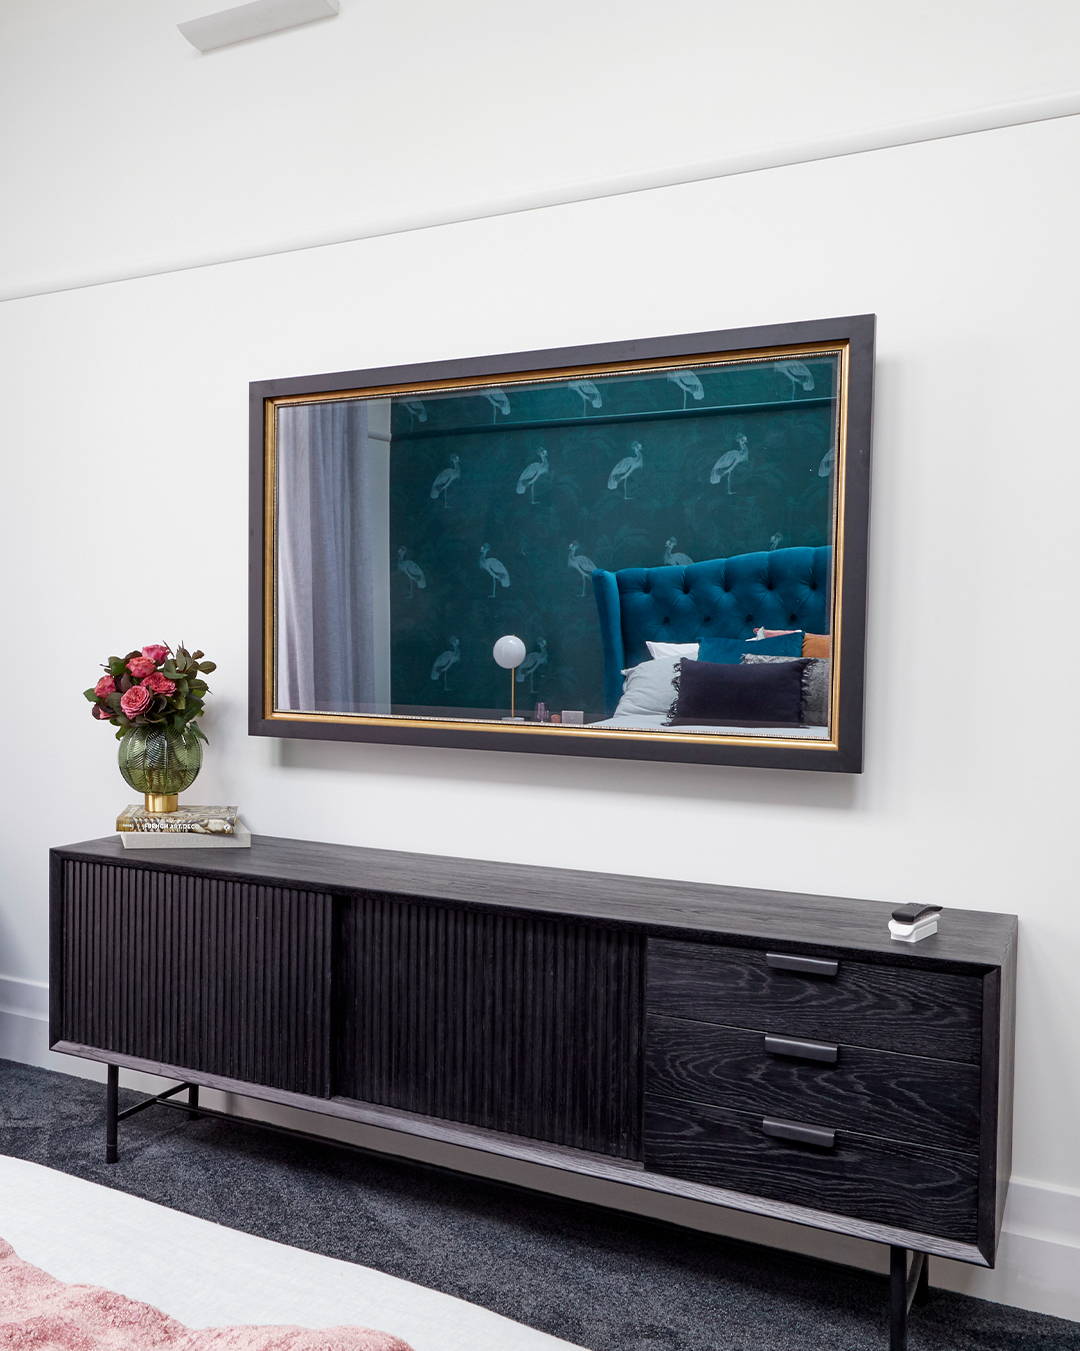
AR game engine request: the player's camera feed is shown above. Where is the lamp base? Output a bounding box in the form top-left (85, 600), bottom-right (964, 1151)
top-left (500, 716), bottom-right (526, 723)
top-left (144, 793), bottom-right (179, 815)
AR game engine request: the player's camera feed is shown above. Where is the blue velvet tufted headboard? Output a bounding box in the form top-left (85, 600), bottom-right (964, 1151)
top-left (591, 546), bottom-right (833, 716)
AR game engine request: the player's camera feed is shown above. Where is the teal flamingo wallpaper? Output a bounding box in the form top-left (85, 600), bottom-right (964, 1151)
top-left (387, 355), bottom-right (838, 721)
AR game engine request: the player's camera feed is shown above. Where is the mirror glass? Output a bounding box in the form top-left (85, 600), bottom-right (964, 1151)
top-left (271, 350), bottom-right (842, 740)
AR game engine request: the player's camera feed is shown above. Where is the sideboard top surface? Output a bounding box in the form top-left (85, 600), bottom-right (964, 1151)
top-left (54, 835), bottom-right (1016, 969)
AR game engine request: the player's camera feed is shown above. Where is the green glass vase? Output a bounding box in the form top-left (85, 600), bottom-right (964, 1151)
top-left (118, 723), bottom-right (203, 813)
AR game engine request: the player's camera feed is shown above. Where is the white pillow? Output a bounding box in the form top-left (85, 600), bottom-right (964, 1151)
top-left (615, 656), bottom-right (684, 718)
top-left (645, 640), bottom-right (700, 660)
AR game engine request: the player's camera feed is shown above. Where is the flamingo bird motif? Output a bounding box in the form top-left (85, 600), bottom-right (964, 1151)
top-left (769, 532), bottom-right (783, 551)
top-left (516, 446), bottom-right (549, 503)
top-left (709, 434), bottom-right (749, 494)
top-left (396, 546), bottom-right (427, 597)
top-left (484, 389), bottom-right (511, 422)
top-left (430, 637), bottom-right (460, 689)
top-left (404, 398), bottom-right (428, 427)
top-left (817, 447), bottom-right (835, 478)
top-left (664, 537), bottom-right (694, 567)
top-left (568, 541), bottom-right (598, 596)
top-left (479, 543), bottom-right (510, 596)
top-left (777, 361), bottom-right (815, 399)
top-left (568, 380), bottom-right (602, 415)
top-left (430, 453), bottom-right (461, 506)
top-left (515, 638), bottom-right (548, 692)
top-left (607, 441), bottom-right (644, 500)
top-left (667, 371), bottom-right (705, 409)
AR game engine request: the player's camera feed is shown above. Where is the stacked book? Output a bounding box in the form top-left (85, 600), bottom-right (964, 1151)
top-left (116, 805), bottom-right (251, 849)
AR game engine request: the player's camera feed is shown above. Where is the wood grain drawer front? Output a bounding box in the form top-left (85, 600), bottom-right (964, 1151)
top-left (644, 1096), bottom-right (979, 1241)
top-left (645, 1015), bottom-right (979, 1152)
top-left (647, 940), bottom-right (982, 1063)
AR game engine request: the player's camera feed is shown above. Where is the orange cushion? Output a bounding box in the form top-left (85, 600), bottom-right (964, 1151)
top-left (802, 632), bottom-right (832, 659)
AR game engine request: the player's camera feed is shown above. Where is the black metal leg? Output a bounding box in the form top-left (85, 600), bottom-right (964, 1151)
top-left (914, 1254), bottom-right (930, 1306)
top-left (889, 1246), bottom-right (908, 1351)
top-left (105, 1064), bottom-right (119, 1164)
top-left (187, 1084), bottom-right (200, 1119)
top-left (889, 1246), bottom-right (928, 1350)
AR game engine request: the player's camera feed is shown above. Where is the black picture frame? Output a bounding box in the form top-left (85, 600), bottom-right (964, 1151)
top-left (249, 314), bottom-right (874, 771)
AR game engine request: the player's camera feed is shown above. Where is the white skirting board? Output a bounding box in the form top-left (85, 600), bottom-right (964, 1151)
top-left (3, 990), bottom-right (1077, 1324)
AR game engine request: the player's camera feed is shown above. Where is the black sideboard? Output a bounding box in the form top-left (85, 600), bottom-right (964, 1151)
top-left (49, 836), bottom-right (1017, 1350)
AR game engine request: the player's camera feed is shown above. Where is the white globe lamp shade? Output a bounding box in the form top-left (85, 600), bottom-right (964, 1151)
top-left (492, 635), bottom-right (526, 670)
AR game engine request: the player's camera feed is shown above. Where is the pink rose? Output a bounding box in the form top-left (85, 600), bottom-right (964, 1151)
top-left (126, 655), bottom-right (157, 679)
top-left (94, 675), bottom-right (116, 697)
top-left (92, 703), bottom-right (113, 720)
top-left (142, 671), bottom-right (176, 695)
top-left (142, 644), bottom-right (170, 665)
top-left (120, 685), bottom-right (152, 719)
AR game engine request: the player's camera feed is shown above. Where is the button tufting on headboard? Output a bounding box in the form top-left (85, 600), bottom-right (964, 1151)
top-left (591, 545), bottom-right (833, 716)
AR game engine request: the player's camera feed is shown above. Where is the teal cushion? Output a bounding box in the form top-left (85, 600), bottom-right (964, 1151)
top-left (698, 631), bottom-right (804, 664)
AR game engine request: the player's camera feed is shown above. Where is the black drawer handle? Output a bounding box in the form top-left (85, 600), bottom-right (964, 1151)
top-left (763, 1034), bottom-right (839, 1065)
top-left (762, 1117), bottom-right (837, 1149)
top-left (766, 952), bottom-right (839, 978)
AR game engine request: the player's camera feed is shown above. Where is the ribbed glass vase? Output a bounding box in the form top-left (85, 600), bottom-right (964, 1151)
top-left (118, 723), bottom-right (203, 813)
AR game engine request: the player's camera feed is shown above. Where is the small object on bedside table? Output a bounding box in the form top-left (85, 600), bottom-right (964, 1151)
top-left (562, 710), bottom-right (584, 725)
top-left (889, 903), bottom-right (942, 943)
top-left (492, 635), bottom-right (526, 721)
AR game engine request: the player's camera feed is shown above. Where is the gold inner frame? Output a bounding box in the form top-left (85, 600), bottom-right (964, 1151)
top-left (262, 341), bottom-right (849, 750)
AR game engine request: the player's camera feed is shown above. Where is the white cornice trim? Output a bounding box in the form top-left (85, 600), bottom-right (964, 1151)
top-left (2, 90), bottom-right (1079, 305)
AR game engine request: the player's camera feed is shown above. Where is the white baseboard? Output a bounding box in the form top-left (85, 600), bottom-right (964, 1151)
top-left (0, 973), bottom-right (48, 1020)
top-left (0, 976), bottom-right (49, 1068)
top-left (2, 992), bottom-right (1077, 1324)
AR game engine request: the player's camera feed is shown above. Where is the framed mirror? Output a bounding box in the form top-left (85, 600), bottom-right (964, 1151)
top-left (250, 315), bottom-right (873, 771)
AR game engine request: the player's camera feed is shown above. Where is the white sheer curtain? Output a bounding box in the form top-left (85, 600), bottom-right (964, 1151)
top-left (276, 399), bottom-right (390, 714)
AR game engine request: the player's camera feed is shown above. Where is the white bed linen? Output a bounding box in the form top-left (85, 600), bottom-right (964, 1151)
top-left (0, 1155), bottom-right (586, 1351)
top-left (588, 713), bottom-right (829, 738)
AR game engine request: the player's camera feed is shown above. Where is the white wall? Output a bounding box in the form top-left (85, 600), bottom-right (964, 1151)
top-left (3, 0), bottom-right (1080, 297)
top-left (2, 0), bottom-right (1080, 1325)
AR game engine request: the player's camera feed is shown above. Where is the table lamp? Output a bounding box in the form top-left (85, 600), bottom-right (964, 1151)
top-left (492, 635), bottom-right (526, 721)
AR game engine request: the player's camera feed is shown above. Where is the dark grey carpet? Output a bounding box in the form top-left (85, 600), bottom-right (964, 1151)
top-left (1, 1060), bottom-right (1076, 1351)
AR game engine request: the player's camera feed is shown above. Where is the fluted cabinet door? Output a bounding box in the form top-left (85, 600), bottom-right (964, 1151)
top-left (334, 892), bottom-right (644, 1158)
top-left (56, 859), bottom-right (332, 1097)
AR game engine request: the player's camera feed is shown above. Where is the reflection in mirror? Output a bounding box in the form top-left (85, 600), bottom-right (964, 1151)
top-left (272, 350), bottom-right (841, 740)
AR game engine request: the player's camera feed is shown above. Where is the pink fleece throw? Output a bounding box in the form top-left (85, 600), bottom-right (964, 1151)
top-left (0, 1237), bottom-right (414, 1351)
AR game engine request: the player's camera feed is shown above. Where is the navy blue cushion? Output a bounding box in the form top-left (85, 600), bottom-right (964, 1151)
top-left (669, 657), bottom-right (809, 726)
top-left (698, 631), bottom-right (804, 664)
